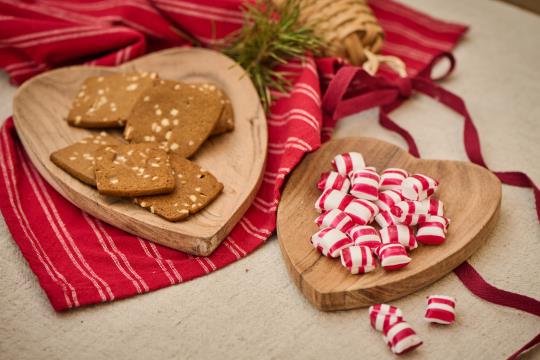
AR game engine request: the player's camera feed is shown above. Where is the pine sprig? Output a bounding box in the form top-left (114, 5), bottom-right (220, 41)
top-left (223, 0), bottom-right (322, 112)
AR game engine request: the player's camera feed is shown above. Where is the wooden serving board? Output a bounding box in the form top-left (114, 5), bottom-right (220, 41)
top-left (277, 137), bottom-right (501, 311)
top-left (12, 48), bottom-right (267, 256)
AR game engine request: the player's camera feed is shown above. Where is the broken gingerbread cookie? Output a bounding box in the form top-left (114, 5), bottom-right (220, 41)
top-left (50, 132), bottom-right (124, 186)
top-left (67, 72), bottom-right (158, 128)
top-left (124, 80), bottom-right (223, 157)
top-left (134, 154), bottom-right (223, 221)
top-left (210, 85), bottom-right (234, 136)
top-left (94, 143), bottom-right (175, 197)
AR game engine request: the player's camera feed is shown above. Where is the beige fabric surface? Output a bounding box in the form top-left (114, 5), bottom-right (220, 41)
top-left (0, 0), bottom-right (539, 359)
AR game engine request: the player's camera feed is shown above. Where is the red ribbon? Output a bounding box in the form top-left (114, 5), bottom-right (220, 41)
top-left (454, 262), bottom-right (540, 317)
top-left (322, 55), bottom-right (540, 358)
top-left (507, 333), bottom-right (540, 360)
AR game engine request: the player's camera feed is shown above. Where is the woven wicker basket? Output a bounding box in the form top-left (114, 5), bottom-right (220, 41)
top-left (275, 0), bottom-right (384, 65)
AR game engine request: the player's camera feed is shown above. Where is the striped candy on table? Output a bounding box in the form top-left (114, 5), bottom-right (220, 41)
top-left (383, 321), bottom-right (423, 355)
top-left (401, 174), bottom-right (439, 201)
top-left (391, 199), bottom-right (444, 222)
top-left (349, 168), bottom-right (380, 200)
top-left (379, 168), bottom-right (408, 191)
top-left (391, 200), bottom-right (428, 216)
top-left (331, 152), bottom-right (365, 176)
top-left (314, 188), bottom-right (354, 213)
top-left (315, 209), bottom-right (355, 232)
top-left (340, 245), bottom-right (377, 274)
top-left (374, 210), bottom-right (396, 228)
top-left (416, 216), bottom-right (450, 245)
top-left (374, 189), bottom-right (403, 213)
top-left (346, 224), bottom-right (381, 250)
top-left (310, 227), bottom-right (353, 258)
top-left (424, 295), bottom-right (457, 324)
top-left (379, 224), bottom-right (417, 250)
top-left (369, 303), bottom-right (404, 318)
top-left (342, 198), bottom-right (379, 225)
top-left (369, 304), bottom-right (404, 331)
top-left (424, 198), bottom-right (445, 216)
top-left (399, 213), bottom-right (430, 226)
top-left (371, 313), bottom-right (403, 332)
top-left (317, 171), bottom-right (351, 192)
top-left (376, 243), bottom-right (411, 270)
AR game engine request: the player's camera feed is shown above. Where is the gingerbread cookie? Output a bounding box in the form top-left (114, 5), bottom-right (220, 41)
top-left (67, 72), bottom-right (158, 128)
top-left (94, 143), bottom-right (175, 197)
top-left (50, 132), bottom-right (123, 186)
top-left (124, 80), bottom-right (223, 157)
top-left (210, 86), bottom-right (234, 135)
top-left (134, 154), bottom-right (223, 221)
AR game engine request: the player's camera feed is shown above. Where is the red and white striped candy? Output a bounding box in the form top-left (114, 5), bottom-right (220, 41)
top-left (374, 211), bottom-right (396, 228)
top-left (363, 200), bottom-right (380, 221)
top-left (340, 245), bottom-right (377, 274)
top-left (315, 209), bottom-right (355, 232)
top-left (372, 314), bottom-right (402, 332)
top-left (423, 198), bottom-right (444, 216)
top-left (380, 168), bottom-right (408, 191)
top-left (425, 215), bottom-right (450, 232)
top-left (379, 224), bottom-right (417, 250)
top-left (391, 198), bottom-right (443, 222)
top-left (373, 314), bottom-right (402, 333)
top-left (346, 225), bottom-right (381, 249)
top-left (332, 152), bottom-right (365, 176)
top-left (400, 214), bottom-right (430, 226)
top-left (383, 321), bottom-right (423, 355)
top-left (401, 174), bottom-right (439, 201)
top-left (391, 200), bottom-right (429, 218)
top-left (349, 168), bottom-right (380, 201)
top-left (310, 227), bottom-right (353, 258)
top-left (375, 189), bottom-right (403, 213)
top-left (369, 304), bottom-right (404, 318)
top-left (376, 243), bottom-right (411, 270)
top-left (317, 171), bottom-right (351, 192)
top-left (416, 216), bottom-right (449, 245)
top-left (314, 189), bottom-right (354, 213)
top-left (343, 199), bottom-right (379, 225)
top-left (424, 295), bottom-right (456, 324)
top-left (369, 304), bottom-right (404, 332)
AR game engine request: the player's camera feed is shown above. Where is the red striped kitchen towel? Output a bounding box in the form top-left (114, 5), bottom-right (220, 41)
top-left (0, 0), bottom-right (475, 313)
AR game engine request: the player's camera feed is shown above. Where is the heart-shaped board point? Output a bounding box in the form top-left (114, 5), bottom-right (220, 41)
top-left (12, 48), bottom-right (267, 256)
top-left (277, 137), bottom-right (501, 311)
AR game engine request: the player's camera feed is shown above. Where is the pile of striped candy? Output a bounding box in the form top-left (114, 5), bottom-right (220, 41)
top-left (369, 296), bottom-right (457, 355)
top-left (311, 151), bottom-right (450, 274)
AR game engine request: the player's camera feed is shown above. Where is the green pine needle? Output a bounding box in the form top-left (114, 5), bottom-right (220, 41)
top-left (223, 0), bottom-right (322, 112)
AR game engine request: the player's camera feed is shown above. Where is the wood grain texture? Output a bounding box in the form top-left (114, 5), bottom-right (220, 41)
top-left (277, 137), bottom-right (501, 311)
top-left (12, 48), bottom-right (267, 256)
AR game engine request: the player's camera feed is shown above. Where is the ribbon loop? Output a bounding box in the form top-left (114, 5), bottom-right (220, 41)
top-left (419, 52), bottom-right (456, 81)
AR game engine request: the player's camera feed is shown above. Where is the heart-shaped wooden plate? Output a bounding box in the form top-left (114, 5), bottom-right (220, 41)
top-left (277, 137), bottom-right (501, 311)
top-left (12, 48), bottom-right (267, 256)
